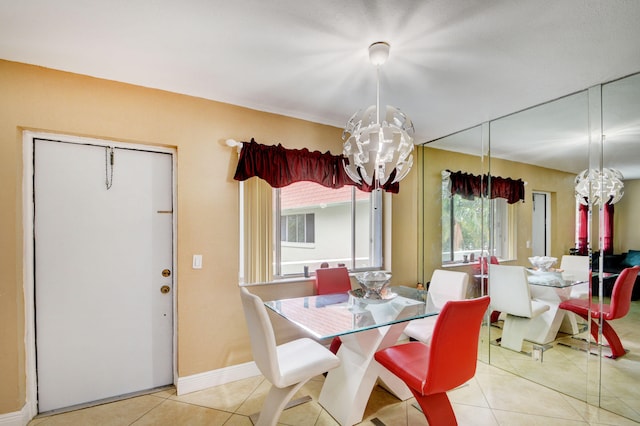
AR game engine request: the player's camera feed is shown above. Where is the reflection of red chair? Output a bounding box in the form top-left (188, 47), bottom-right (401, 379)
top-left (374, 296), bottom-right (490, 425)
top-left (315, 267), bottom-right (352, 354)
top-left (482, 256), bottom-right (499, 270)
top-left (472, 256), bottom-right (499, 274)
top-left (559, 265), bottom-right (640, 359)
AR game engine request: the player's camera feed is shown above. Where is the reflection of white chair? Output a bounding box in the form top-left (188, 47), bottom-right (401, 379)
top-left (560, 255), bottom-right (590, 333)
top-left (403, 270), bottom-right (469, 343)
top-left (560, 255), bottom-right (590, 297)
top-left (489, 264), bottom-right (550, 352)
top-left (240, 288), bottom-right (340, 426)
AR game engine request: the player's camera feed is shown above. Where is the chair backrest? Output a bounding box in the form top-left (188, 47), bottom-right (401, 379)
top-left (315, 266), bottom-right (351, 295)
top-left (560, 255), bottom-right (590, 282)
top-left (239, 287), bottom-right (281, 384)
top-left (607, 266), bottom-right (640, 320)
top-left (481, 256), bottom-right (500, 268)
top-left (489, 264), bottom-right (534, 317)
top-left (426, 269), bottom-right (469, 312)
top-left (473, 256), bottom-right (499, 275)
top-left (423, 296), bottom-right (490, 395)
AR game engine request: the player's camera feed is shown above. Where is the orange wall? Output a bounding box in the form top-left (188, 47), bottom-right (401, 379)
top-left (0, 59), bottom-right (419, 414)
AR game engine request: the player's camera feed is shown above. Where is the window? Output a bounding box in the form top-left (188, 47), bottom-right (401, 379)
top-left (281, 213), bottom-right (315, 244)
top-left (442, 180), bottom-right (514, 264)
top-left (275, 181), bottom-right (382, 277)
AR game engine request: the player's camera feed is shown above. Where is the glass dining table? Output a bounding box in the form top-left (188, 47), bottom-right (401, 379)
top-left (526, 270), bottom-right (590, 344)
top-left (264, 285), bottom-right (437, 426)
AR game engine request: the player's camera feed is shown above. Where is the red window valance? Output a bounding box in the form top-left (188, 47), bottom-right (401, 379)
top-left (233, 139), bottom-right (399, 193)
top-left (447, 170), bottom-right (525, 204)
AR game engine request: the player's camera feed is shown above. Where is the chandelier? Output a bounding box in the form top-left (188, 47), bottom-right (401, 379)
top-left (575, 167), bottom-right (625, 205)
top-left (342, 42), bottom-right (415, 188)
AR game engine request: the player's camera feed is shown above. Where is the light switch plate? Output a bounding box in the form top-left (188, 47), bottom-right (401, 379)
top-left (193, 254), bottom-right (203, 269)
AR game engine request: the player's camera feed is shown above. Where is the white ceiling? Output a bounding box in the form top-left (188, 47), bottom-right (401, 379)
top-left (2, 0), bottom-right (640, 175)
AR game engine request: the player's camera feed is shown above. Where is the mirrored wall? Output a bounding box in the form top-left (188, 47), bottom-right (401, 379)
top-left (418, 70), bottom-right (640, 422)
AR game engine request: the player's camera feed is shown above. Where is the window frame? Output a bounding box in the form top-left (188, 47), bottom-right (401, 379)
top-left (280, 213), bottom-right (315, 245)
top-left (274, 185), bottom-right (383, 278)
top-left (442, 192), bottom-right (514, 265)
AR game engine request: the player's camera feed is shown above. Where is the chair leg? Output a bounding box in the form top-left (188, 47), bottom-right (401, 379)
top-left (499, 314), bottom-right (529, 352)
top-left (601, 319), bottom-right (627, 359)
top-left (567, 311), bottom-right (598, 342)
top-left (254, 380), bottom-right (308, 426)
top-left (411, 390), bottom-right (458, 426)
top-left (588, 318), bottom-right (601, 344)
top-left (567, 312), bottom-right (601, 345)
top-left (569, 312), bottom-right (626, 358)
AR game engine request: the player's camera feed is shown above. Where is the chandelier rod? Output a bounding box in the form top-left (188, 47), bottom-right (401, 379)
top-left (376, 65), bottom-right (381, 125)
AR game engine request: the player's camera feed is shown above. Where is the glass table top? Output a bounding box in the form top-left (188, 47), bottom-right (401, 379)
top-left (264, 286), bottom-right (437, 340)
top-left (526, 269), bottom-right (589, 288)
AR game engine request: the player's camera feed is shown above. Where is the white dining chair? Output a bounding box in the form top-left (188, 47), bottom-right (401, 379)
top-left (489, 264), bottom-right (551, 352)
top-left (402, 269), bottom-right (469, 343)
top-left (239, 287), bottom-right (340, 426)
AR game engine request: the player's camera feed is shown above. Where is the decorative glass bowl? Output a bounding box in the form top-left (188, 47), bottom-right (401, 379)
top-left (528, 256), bottom-right (557, 271)
top-left (354, 271), bottom-right (392, 300)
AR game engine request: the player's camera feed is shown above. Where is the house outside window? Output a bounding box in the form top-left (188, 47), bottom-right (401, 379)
top-left (275, 181), bottom-right (382, 277)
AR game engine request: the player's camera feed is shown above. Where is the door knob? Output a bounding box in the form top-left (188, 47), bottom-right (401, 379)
top-left (160, 285), bottom-right (171, 294)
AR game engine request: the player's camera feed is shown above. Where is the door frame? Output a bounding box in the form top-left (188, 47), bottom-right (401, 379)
top-left (531, 191), bottom-right (551, 256)
top-left (22, 131), bottom-right (178, 416)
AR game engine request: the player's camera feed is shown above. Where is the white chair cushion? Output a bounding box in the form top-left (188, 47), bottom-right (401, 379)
top-left (274, 337), bottom-right (340, 388)
top-left (402, 316), bottom-right (437, 344)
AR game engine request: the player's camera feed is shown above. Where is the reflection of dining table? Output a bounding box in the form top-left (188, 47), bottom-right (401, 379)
top-left (525, 270), bottom-right (587, 344)
top-left (264, 286), bottom-right (436, 426)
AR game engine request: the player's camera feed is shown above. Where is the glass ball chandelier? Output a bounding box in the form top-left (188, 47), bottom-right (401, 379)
top-left (575, 167), bottom-right (625, 205)
top-left (342, 42), bottom-right (415, 188)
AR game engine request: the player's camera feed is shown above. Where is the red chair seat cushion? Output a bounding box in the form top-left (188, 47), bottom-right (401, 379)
top-left (375, 342), bottom-right (430, 395)
top-left (559, 299), bottom-right (613, 319)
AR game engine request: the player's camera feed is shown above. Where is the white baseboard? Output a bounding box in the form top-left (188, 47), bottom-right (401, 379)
top-left (0, 402), bottom-right (36, 426)
top-left (0, 364), bottom-right (260, 424)
top-left (176, 361), bottom-right (261, 395)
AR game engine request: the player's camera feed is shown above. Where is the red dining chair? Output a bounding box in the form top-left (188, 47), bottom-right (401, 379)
top-left (315, 266), bottom-right (352, 354)
top-left (559, 265), bottom-right (640, 359)
top-left (375, 296), bottom-right (490, 426)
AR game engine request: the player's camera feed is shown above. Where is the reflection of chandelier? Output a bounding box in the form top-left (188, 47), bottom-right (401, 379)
top-left (575, 168), bottom-right (625, 205)
top-left (342, 42), bottom-right (415, 188)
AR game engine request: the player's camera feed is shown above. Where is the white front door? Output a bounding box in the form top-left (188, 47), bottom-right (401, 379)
top-left (34, 138), bottom-right (174, 413)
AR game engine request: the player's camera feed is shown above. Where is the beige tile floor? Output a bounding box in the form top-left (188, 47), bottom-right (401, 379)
top-left (28, 359), bottom-right (639, 426)
top-left (488, 297), bottom-right (640, 423)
